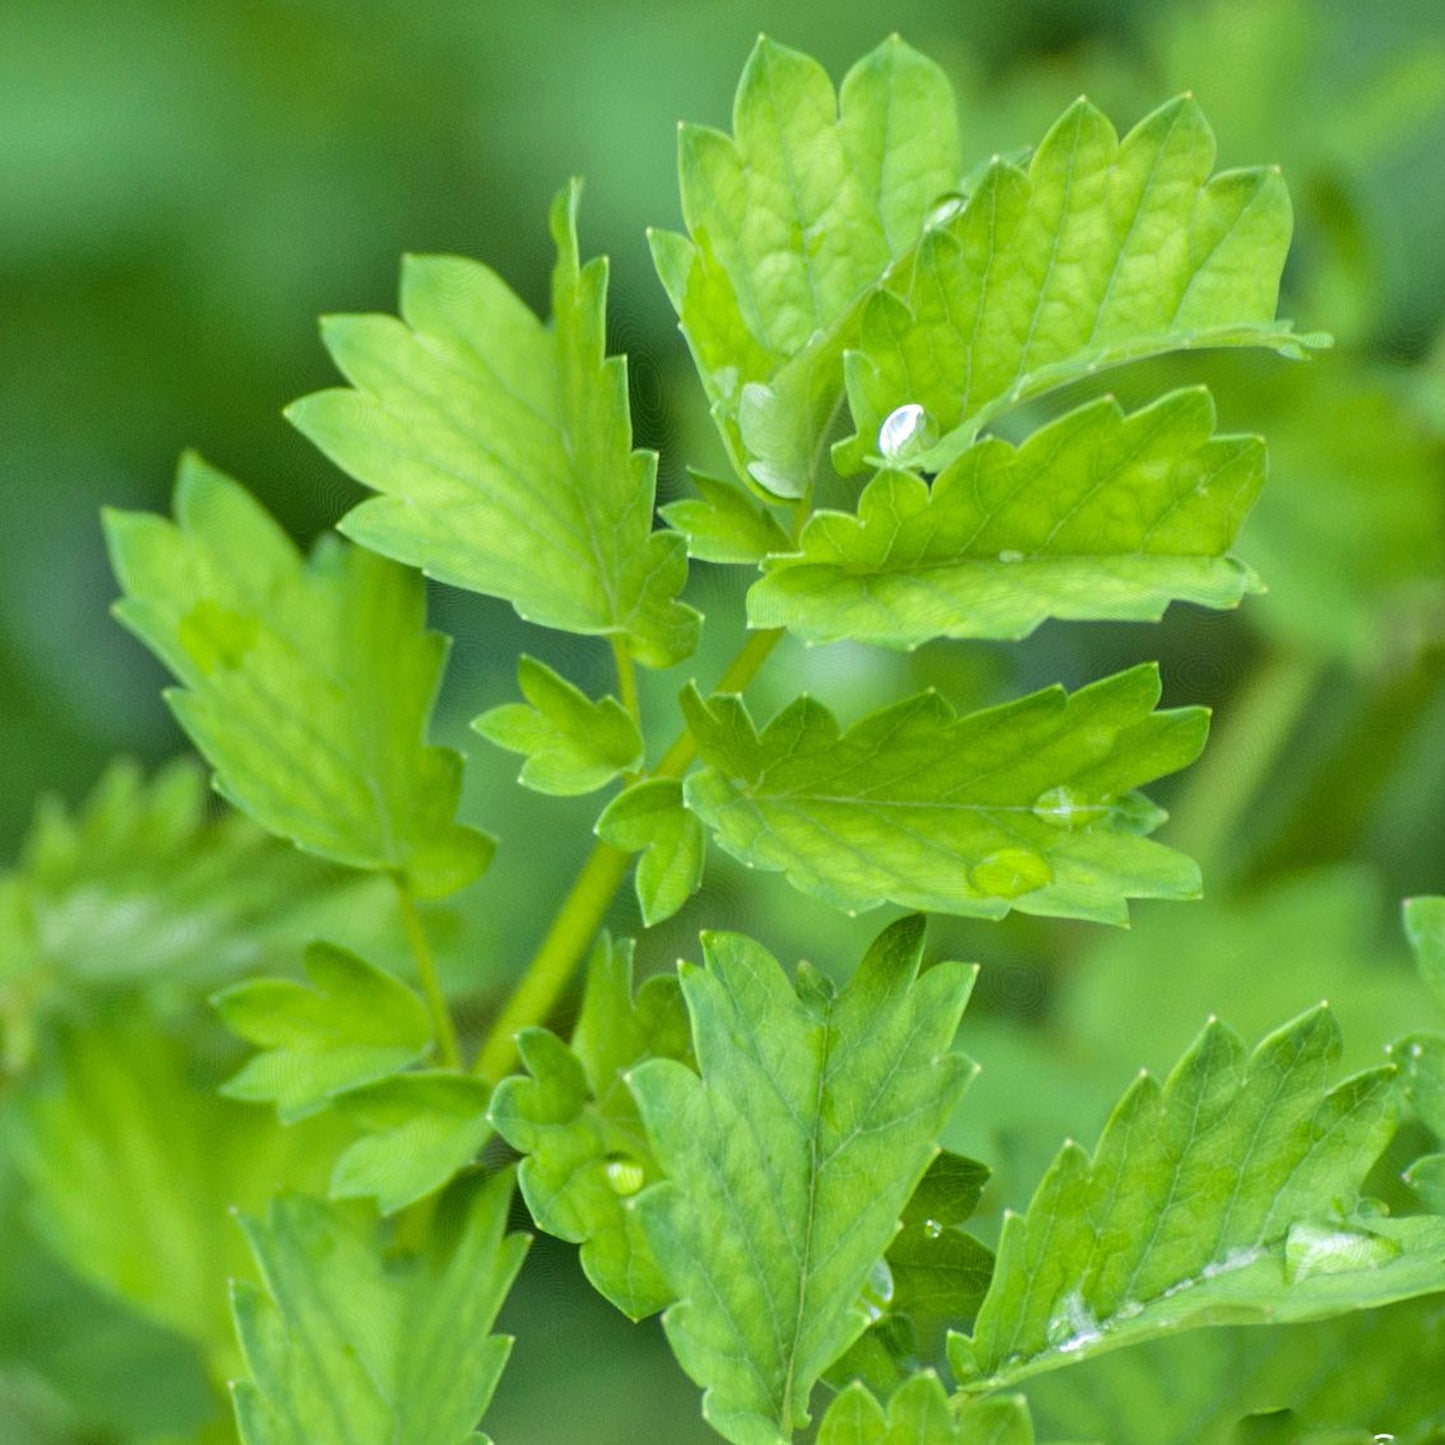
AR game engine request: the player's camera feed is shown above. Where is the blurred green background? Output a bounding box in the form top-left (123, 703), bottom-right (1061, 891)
top-left (4, 0), bottom-right (1445, 1441)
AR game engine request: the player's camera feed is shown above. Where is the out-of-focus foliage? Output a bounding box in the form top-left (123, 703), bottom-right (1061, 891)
top-left (4, 0), bottom-right (1445, 1441)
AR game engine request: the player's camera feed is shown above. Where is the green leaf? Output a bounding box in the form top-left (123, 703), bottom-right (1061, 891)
top-left (1404, 1154), bottom-right (1445, 1213)
top-left (819, 1374), bottom-right (1036, 1444)
top-left (629, 917), bottom-right (976, 1444)
top-left (950, 1006), bottom-right (1445, 1393)
top-left (1023, 1297), bottom-right (1445, 1445)
top-left (213, 942), bottom-right (432, 1122)
top-left (329, 1072), bottom-right (492, 1216)
top-left (1390, 1033), bottom-right (1445, 1138)
top-left (595, 778), bottom-right (706, 925)
top-left (472, 656), bottom-right (642, 796)
top-left (660, 473), bottom-right (793, 565)
top-left (837, 94), bottom-right (1326, 476)
top-left (653, 35), bottom-right (961, 497)
top-left (7, 1014), bottom-right (341, 1369)
top-left (288, 181), bottom-right (698, 668)
top-left (103, 456), bottom-right (492, 899)
top-left (231, 1172), bottom-right (527, 1445)
top-left (749, 389), bottom-right (1264, 649)
top-left (683, 663), bottom-right (1207, 924)
top-left (0, 757), bottom-right (393, 1076)
top-left (488, 935), bottom-right (693, 1320)
top-left (1404, 896), bottom-right (1445, 1014)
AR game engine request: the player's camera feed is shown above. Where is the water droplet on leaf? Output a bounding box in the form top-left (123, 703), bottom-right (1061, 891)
top-left (925, 192), bottom-right (966, 228)
top-left (970, 848), bottom-right (1052, 899)
top-left (1031, 786), bottom-right (1101, 831)
top-left (922, 1218), bottom-right (944, 1240)
top-left (604, 1154), bottom-right (646, 1197)
top-left (878, 403), bottom-right (939, 463)
top-left (1285, 1221), bottom-right (1400, 1284)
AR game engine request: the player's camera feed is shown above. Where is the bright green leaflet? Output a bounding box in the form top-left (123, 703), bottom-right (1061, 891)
top-left (595, 778), bottom-right (707, 926)
top-left (836, 93), bottom-right (1326, 477)
top-left (473, 656), bottom-right (642, 797)
top-left (0, 758), bottom-right (393, 1075)
top-left (819, 1375), bottom-right (1036, 1445)
top-left (1405, 895), bottom-right (1445, 1014)
top-left (652, 35), bottom-right (962, 498)
top-left (288, 182), bottom-right (698, 669)
top-left (231, 1173), bottom-right (527, 1445)
top-left (103, 456), bottom-right (491, 899)
top-left (629, 918), bottom-right (976, 1444)
top-left (749, 388), bottom-right (1263, 649)
top-left (330, 1072), bottom-right (492, 1216)
top-left (951, 1005), bottom-right (1445, 1393)
top-left (488, 935), bottom-right (692, 1320)
top-left (8, 1016), bottom-right (340, 1370)
top-left (661, 473), bottom-right (793, 565)
top-left (213, 941), bottom-right (433, 1122)
top-left (1023, 1297), bottom-right (1445, 1445)
top-left (683, 662), bottom-right (1207, 924)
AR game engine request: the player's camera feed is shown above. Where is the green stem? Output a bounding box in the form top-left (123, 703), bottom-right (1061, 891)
top-left (1167, 647), bottom-right (1321, 878)
top-left (393, 878), bottom-right (461, 1069)
top-left (473, 626), bottom-right (786, 1083)
top-left (472, 840), bottom-right (633, 1083)
top-left (610, 635), bottom-right (641, 727)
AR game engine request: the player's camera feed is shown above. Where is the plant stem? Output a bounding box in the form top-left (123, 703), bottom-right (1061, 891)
top-left (1167, 647), bottom-right (1320, 878)
top-left (472, 625), bottom-right (786, 1083)
top-left (394, 877), bottom-right (461, 1069)
top-left (610, 635), bottom-right (641, 727)
top-left (472, 840), bottom-right (632, 1083)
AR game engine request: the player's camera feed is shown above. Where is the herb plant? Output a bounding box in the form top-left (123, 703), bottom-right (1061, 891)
top-left (5, 32), bottom-right (1445, 1445)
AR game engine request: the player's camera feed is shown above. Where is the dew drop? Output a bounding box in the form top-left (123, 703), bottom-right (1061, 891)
top-left (858, 1256), bottom-right (896, 1322)
top-left (604, 1154), bottom-right (646, 1197)
top-left (996, 549), bottom-right (1025, 564)
top-left (1031, 786), bottom-right (1102, 831)
top-left (878, 402), bottom-right (939, 463)
top-left (969, 848), bottom-right (1052, 899)
top-left (1044, 1290), bottom-right (1101, 1353)
top-left (922, 1218), bottom-right (944, 1240)
top-left (1284, 1221), bottom-right (1401, 1284)
top-left (925, 192), bottom-right (966, 228)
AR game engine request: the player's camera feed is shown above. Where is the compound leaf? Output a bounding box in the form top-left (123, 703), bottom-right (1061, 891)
top-left (214, 942), bottom-right (432, 1122)
top-left (838, 94), bottom-right (1326, 476)
top-left (104, 456), bottom-right (491, 899)
top-left (595, 778), bottom-right (706, 925)
top-left (951, 1006), bottom-right (1445, 1394)
top-left (683, 662), bottom-right (1207, 924)
top-left (231, 1172), bottom-right (527, 1445)
top-left (654, 35), bottom-right (961, 497)
top-left (488, 935), bottom-right (692, 1320)
top-left (820, 1377), bottom-right (1036, 1445)
top-left (0, 757), bottom-right (392, 1076)
top-left (629, 917), bottom-right (976, 1444)
top-left (473, 656), bottom-right (642, 797)
top-left (330, 1072), bottom-right (493, 1216)
top-left (289, 182), bottom-right (698, 668)
top-left (749, 388), bottom-right (1263, 648)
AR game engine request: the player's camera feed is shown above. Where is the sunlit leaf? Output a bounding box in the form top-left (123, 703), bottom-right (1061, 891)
top-left (289, 182), bottom-right (699, 668)
top-left (837, 93), bottom-right (1326, 476)
top-left (629, 918), bottom-right (975, 1444)
top-left (684, 663), bottom-right (1206, 923)
top-left (231, 1173), bottom-right (526, 1445)
top-left (104, 458), bottom-right (491, 898)
top-left (750, 388), bottom-right (1262, 648)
